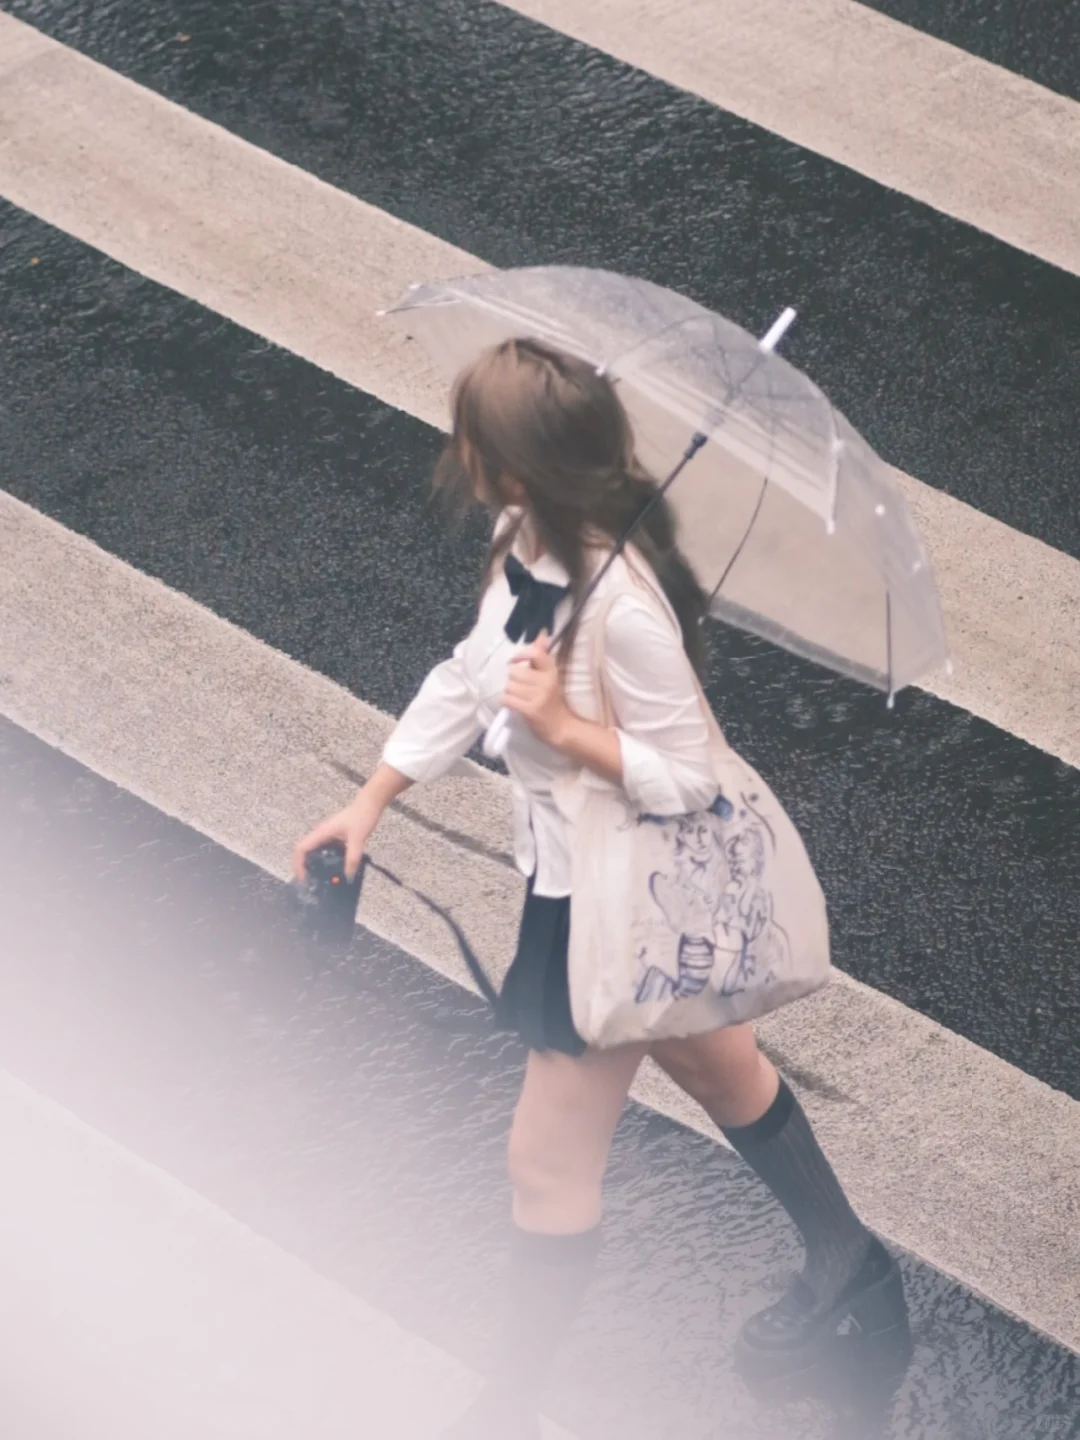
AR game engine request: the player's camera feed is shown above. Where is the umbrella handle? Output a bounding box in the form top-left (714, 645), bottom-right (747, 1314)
top-left (482, 706), bottom-right (513, 760)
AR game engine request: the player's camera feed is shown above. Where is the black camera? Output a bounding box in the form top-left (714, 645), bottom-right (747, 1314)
top-left (295, 841), bottom-right (363, 945)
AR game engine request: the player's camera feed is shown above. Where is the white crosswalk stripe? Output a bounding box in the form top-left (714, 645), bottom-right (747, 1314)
top-left (0, 1068), bottom-right (575, 1438)
top-left (498, 0), bottom-right (1080, 278)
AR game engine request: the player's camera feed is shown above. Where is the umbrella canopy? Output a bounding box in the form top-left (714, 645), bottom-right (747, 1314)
top-left (385, 266), bottom-right (949, 697)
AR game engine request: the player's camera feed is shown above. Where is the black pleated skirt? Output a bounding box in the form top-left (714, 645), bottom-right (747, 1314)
top-left (494, 877), bottom-right (586, 1056)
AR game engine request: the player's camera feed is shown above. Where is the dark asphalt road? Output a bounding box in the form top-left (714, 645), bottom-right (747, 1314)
top-left (3, 715), bottom-right (1079, 1440)
top-left (7, 0), bottom-right (1080, 561)
top-left (4, 201), bottom-right (1080, 1100)
top-left (3, 4), bottom-right (1080, 1433)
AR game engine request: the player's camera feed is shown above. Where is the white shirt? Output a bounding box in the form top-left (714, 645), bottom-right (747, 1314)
top-left (382, 517), bottom-right (716, 898)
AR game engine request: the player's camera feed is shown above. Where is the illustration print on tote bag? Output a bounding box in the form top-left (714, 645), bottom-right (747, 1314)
top-left (628, 785), bottom-right (791, 1008)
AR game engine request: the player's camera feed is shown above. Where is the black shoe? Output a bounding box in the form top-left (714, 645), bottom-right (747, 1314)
top-left (734, 1238), bottom-right (909, 1383)
top-left (439, 1384), bottom-right (541, 1440)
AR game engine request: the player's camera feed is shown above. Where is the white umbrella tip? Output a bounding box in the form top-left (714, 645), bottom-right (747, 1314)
top-left (760, 307), bottom-right (798, 353)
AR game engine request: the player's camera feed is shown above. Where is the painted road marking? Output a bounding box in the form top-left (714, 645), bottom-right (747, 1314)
top-left (0, 1067), bottom-right (575, 1438)
top-left (2, 488), bottom-right (1079, 1357)
top-left (497, 0), bottom-right (1080, 278)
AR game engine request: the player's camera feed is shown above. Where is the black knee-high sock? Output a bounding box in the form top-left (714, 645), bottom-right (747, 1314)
top-left (722, 1080), bottom-right (871, 1305)
top-left (490, 1224), bottom-right (602, 1408)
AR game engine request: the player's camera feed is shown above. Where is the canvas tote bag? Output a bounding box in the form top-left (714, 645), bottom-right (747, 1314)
top-left (555, 563), bottom-right (832, 1049)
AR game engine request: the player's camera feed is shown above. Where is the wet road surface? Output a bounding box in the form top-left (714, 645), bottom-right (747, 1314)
top-left (2, 2), bottom-right (1080, 1434)
top-left (3, 715), bottom-right (1079, 1440)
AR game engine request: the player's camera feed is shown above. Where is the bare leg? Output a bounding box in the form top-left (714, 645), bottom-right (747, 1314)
top-left (651, 1021), bottom-right (779, 1129)
top-left (508, 1041), bottom-right (648, 1232)
top-left (442, 1041), bottom-right (646, 1439)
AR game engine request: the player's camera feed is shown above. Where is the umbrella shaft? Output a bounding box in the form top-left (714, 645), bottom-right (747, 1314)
top-left (543, 306), bottom-right (794, 653)
top-left (548, 429), bottom-right (707, 652)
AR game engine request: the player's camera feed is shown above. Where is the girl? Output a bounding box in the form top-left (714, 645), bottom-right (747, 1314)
top-left (294, 339), bottom-right (906, 1439)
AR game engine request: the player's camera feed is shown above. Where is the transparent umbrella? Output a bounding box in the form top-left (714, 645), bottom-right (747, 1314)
top-left (385, 265), bottom-right (949, 707)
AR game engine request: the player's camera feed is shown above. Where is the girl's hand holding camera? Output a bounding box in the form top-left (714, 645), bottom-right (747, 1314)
top-left (293, 764), bottom-right (412, 884)
top-left (292, 794), bottom-right (378, 883)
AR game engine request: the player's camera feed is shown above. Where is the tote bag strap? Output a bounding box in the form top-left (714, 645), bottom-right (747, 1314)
top-left (587, 552), bottom-right (730, 757)
top-left (587, 587), bottom-right (623, 729)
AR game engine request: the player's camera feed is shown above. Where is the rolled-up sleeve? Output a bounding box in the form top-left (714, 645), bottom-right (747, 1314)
top-left (382, 638), bottom-right (484, 785)
top-left (602, 595), bottom-right (716, 816)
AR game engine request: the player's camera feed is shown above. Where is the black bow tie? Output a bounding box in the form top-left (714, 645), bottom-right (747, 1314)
top-left (504, 553), bottom-right (571, 643)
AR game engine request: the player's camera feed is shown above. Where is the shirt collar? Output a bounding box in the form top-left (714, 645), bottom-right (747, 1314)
top-left (526, 550), bottom-right (571, 587)
top-left (509, 515), bottom-right (571, 588)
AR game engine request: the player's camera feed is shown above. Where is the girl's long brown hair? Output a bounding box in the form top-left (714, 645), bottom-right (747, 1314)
top-left (434, 338), bottom-right (709, 675)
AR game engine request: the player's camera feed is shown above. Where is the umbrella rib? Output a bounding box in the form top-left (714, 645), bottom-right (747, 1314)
top-left (885, 589), bottom-right (896, 708)
top-left (705, 346), bottom-right (785, 611)
top-left (596, 313), bottom-right (703, 377)
top-left (706, 475), bottom-right (770, 612)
